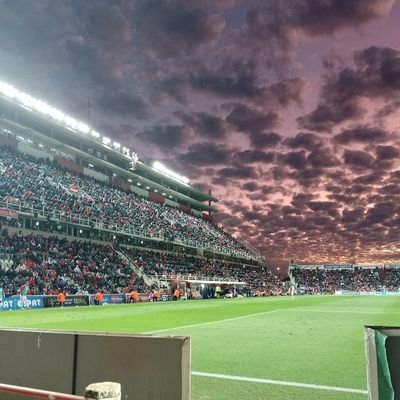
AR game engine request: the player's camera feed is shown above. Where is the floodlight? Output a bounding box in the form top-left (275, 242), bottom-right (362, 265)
top-left (91, 130), bottom-right (100, 138)
top-left (102, 137), bottom-right (111, 145)
top-left (153, 161), bottom-right (189, 185)
top-left (0, 82), bottom-right (18, 98)
top-left (77, 122), bottom-right (90, 134)
top-left (64, 116), bottom-right (78, 130)
top-left (19, 93), bottom-right (35, 108)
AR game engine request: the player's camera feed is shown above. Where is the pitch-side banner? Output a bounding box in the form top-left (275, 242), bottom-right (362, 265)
top-left (364, 326), bottom-right (400, 399)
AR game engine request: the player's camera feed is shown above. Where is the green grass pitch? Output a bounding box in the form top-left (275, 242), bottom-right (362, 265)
top-left (1, 295), bottom-right (399, 399)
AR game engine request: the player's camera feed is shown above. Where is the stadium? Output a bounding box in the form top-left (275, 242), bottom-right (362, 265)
top-left (1, 81), bottom-right (400, 400)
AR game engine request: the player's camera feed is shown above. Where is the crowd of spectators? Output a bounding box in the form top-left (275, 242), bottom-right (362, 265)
top-left (122, 246), bottom-right (282, 293)
top-left (0, 146), bottom-right (255, 258)
top-left (0, 230), bottom-right (279, 296)
top-left (0, 229), bottom-right (143, 296)
top-left (291, 267), bottom-right (400, 293)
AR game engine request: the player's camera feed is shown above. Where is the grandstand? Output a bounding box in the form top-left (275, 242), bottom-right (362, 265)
top-left (0, 82), bottom-right (280, 302)
top-left (289, 263), bottom-right (400, 294)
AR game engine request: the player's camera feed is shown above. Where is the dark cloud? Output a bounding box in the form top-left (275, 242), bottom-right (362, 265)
top-left (297, 98), bottom-right (362, 132)
top-left (156, 77), bottom-right (189, 105)
top-left (334, 126), bottom-right (390, 144)
top-left (376, 145), bottom-right (400, 160)
top-left (233, 150), bottom-right (275, 164)
top-left (189, 60), bottom-right (261, 100)
top-left (63, 4), bottom-right (133, 85)
top-left (249, 131), bottom-right (282, 149)
top-left (307, 148), bottom-right (340, 168)
top-left (300, 45), bottom-right (400, 131)
top-left (213, 165), bottom-right (259, 185)
top-left (355, 46), bottom-right (400, 88)
top-left (84, 4), bottom-right (132, 54)
top-left (344, 149), bottom-right (375, 169)
top-left (284, 132), bottom-right (323, 151)
top-left (174, 111), bottom-right (229, 139)
top-left (264, 78), bottom-right (306, 107)
top-left (375, 100), bottom-right (400, 119)
top-left (342, 208), bottom-right (365, 224)
top-left (353, 173), bottom-right (383, 185)
top-left (178, 142), bottom-right (233, 166)
top-left (135, 0), bottom-right (225, 58)
top-left (241, 181), bottom-right (260, 192)
top-left (97, 90), bottom-right (151, 120)
top-left (226, 104), bottom-right (278, 132)
top-left (280, 150), bottom-right (307, 170)
top-left (244, 0), bottom-right (394, 69)
top-left (186, 59), bottom-right (306, 106)
top-left (136, 125), bottom-right (189, 149)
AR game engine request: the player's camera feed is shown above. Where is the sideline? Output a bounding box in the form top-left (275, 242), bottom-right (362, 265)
top-left (192, 371), bottom-right (368, 395)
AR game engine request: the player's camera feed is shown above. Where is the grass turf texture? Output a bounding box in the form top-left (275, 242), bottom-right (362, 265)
top-left (1, 295), bottom-right (399, 399)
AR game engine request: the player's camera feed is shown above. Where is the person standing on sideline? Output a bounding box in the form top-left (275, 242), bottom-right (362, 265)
top-left (94, 290), bottom-right (103, 305)
top-left (173, 288), bottom-right (180, 301)
top-left (56, 291), bottom-right (66, 307)
top-left (20, 283), bottom-right (29, 309)
top-left (0, 285), bottom-right (4, 310)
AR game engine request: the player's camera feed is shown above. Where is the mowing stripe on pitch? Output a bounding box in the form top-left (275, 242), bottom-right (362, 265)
top-left (147, 309), bottom-right (278, 334)
top-left (192, 371), bottom-right (368, 395)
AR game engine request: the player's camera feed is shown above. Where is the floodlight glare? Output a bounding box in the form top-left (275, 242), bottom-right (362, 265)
top-left (0, 82), bottom-right (18, 98)
top-left (153, 161), bottom-right (189, 185)
top-left (0, 80), bottom-right (143, 165)
top-left (77, 122), bottom-right (90, 134)
top-left (19, 93), bottom-right (35, 108)
top-left (64, 116), bottom-right (78, 131)
top-left (91, 130), bottom-right (100, 138)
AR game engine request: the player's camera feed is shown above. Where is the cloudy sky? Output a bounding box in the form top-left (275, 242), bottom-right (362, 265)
top-left (1, 0), bottom-right (400, 268)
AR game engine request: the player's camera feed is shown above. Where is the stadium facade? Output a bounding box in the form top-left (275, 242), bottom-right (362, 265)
top-left (0, 81), bottom-right (261, 263)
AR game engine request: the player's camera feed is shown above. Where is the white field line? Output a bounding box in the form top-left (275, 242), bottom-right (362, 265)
top-left (146, 309), bottom-right (278, 334)
top-left (147, 306), bottom-right (397, 334)
top-left (192, 371), bottom-right (368, 395)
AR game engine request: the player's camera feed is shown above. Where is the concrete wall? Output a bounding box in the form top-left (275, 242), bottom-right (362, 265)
top-left (18, 142), bottom-right (53, 161)
top-left (130, 185), bottom-right (148, 198)
top-left (83, 167), bottom-right (108, 183)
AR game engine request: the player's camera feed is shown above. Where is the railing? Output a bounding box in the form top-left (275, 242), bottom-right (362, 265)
top-left (0, 383), bottom-right (83, 400)
top-left (235, 236), bottom-right (261, 258)
top-left (0, 199), bottom-right (261, 261)
top-left (158, 273), bottom-right (246, 283)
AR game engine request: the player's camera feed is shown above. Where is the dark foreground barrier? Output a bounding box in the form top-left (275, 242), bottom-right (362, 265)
top-left (0, 328), bottom-right (191, 400)
top-left (365, 326), bottom-right (400, 399)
